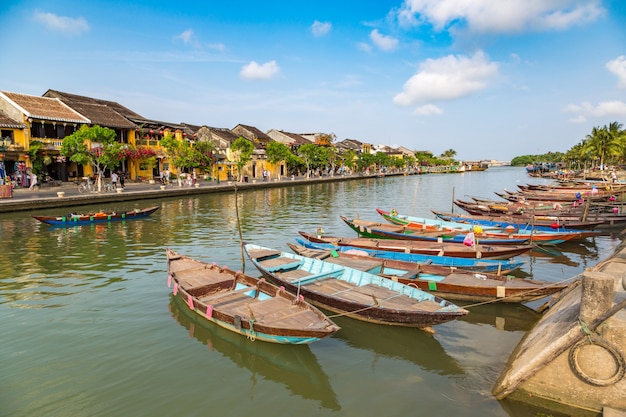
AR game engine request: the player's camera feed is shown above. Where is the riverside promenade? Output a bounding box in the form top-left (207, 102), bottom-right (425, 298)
top-left (0, 173), bottom-right (387, 214)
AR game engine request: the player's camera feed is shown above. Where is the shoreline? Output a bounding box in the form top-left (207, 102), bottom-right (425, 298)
top-left (0, 172), bottom-right (403, 213)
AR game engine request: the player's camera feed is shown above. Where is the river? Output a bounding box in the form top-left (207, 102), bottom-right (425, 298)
top-left (0, 166), bottom-right (621, 417)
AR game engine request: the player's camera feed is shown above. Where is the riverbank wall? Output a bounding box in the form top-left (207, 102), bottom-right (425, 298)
top-left (493, 239), bottom-right (626, 416)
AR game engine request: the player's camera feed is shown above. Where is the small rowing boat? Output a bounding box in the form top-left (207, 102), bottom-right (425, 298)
top-left (33, 206), bottom-right (160, 226)
top-left (166, 248), bottom-right (340, 344)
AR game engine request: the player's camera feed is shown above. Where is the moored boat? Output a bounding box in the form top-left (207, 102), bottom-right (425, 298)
top-left (166, 248), bottom-right (340, 344)
top-left (341, 216), bottom-right (532, 245)
top-left (244, 243), bottom-right (469, 328)
top-left (374, 209), bottom-right (583, 245)
top-left (294, 237), bottom-right (525, 274)
top-left (33, 206), bottom-right (160, 226)
top-left (287, 243), bottom-right (568, 303)
top-left (299, 231), bottom-right (534, 260)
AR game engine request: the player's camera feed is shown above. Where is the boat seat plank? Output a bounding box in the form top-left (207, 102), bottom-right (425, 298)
top-left (257, 256), bottom-right (303, 272)
top-left (247, 248), bottom-right (282, 259)
top-left (324, 257), bottom-right (383, 271)
top-left (174, 268), bottom-right (235, 295)
top-left (227, 297), bottom-right (331, 329)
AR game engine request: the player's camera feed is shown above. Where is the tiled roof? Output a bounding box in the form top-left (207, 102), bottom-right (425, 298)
top-left (210, 127), bottom-right (240, 143)
top-left (43, 90), bottom-right (144, 119)
top-left (278, 130), bottom-right (311, 145)
top-left (0, 110), bottom-right (26, 129)
top-left (235, 124), bottom-right (272, 141)
top-left (1, 91), bottom-right (89, 124)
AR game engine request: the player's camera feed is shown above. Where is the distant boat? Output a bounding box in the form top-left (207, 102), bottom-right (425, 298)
top-left (287, 243), bottom-right (568, 304)
top-left (166, 248), bottom-right (340, 344)
top-left (33, 206), bottom-right (160, 226)
top-left (244, 243), bottom-right (468, 329)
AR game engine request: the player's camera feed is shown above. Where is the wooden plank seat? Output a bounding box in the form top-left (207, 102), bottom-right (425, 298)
top-left (174, 267), bottom-right (235, 296)
top-left (277, 268), bottom-right (342, 285)
top-left (229, 297), bottom-right (332, 329)
top-left (257, 256), bottom-right (304, 272)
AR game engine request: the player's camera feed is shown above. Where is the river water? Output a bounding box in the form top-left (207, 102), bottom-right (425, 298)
top-left (0, 166), bottom-right (621, 417)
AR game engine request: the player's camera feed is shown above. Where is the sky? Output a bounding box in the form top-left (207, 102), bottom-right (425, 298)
top-left (1, 0), bottom-right (626, 162)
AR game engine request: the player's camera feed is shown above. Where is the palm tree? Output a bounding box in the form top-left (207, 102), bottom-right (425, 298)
top-left (583, 125), bottom-right (622, 169)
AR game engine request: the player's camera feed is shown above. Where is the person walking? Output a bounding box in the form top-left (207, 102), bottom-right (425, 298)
top-left (119, 171), bottom-right (125, 189)
top-left (28, 172), bottom-right (38, 190)
top-left (111, 171), bottom-right (119, 189)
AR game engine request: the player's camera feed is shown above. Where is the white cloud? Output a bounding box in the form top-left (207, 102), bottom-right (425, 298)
top-left (414, 104), bottom-right (443, 115)
top-left (393, 50), bottom-right (498, 106)
top-left (33, 10), bottom-right (90, 35)
top-left (606, 56), bottom-right (626, 88)
top-left (176, 29), bottom-right (194, 44)
top-left (568, 115), bottom-right (587, 123)
top-left (370, 29), bottom-right (398, 51)
top-left (240, 60), bottom-right (280, 80)
top-left (563, 100), bottom-right (626, 119)
top-left (311, 20), bottom-right (332, 37)
top-left (397, 0), bottom-right (605, 33)
top-left (357, 42), bottom-right (372, 53)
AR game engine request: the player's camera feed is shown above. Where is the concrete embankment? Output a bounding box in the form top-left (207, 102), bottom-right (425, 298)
top-left (493, 240), bottom-right (626, 416)
top-left (0, 174), bottom-right (383, 214)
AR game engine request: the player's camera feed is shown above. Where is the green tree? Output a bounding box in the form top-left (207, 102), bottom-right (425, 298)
top-left (339, 149), bottom-right (357, 174)
top-left (297, 143), bottom-right (324, 178)
top-left (231, 137), bottom-right (254, 182)
top-left (26, 140), bottom-right (46, 176)
top-left (266, 141), bottom-right (291, 165)
top-left (357, 153), bottom-right (377, 173)
top-left (440, 149), bottom-right (457, 160)
top-left (60, 125), bottom-right (122, 191)
top-left (190, 140), bottom-right (216, 174)
top-left (160, 132), bottom-right (191, 185)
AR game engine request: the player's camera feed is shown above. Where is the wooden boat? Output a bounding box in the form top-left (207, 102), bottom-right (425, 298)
top-left (341, 216), bottom-right (533, 245)
top-left (286, 243), bottom-right (569, 303)
top-left (294, 237), bottom-right (525, 274)
top-left (33, 206), bottom-right (160, 226)
top-left (298, 231), bottom-right (533, 260)
top-left (432, 210), bottom-right (604, 237)
top-left (374, 209), bottom-right (582, 245)
top-left (244, 243), bottom-right (469, 328)
top-left (166, 248), bottom-right (340, 344)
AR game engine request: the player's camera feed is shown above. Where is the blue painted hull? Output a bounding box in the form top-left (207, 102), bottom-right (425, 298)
top-left (294, 238), bottom-right (524, 273)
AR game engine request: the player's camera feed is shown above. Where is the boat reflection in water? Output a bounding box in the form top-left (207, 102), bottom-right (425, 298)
top-left (168, 296), bottom-right (340, 411)
top-left (456, 302), bottom-right (541, 332)
top-left (329, 315), bottom-right (464, 376)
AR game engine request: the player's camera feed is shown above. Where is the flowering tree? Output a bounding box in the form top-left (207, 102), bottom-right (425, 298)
top-left (60, 125), bottom-right (124, 191)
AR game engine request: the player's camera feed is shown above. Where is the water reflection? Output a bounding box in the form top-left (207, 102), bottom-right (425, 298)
top-left (329, 315), bottom-right (464, 376)
top-left (457, 302), bottom-right (540, 332)
top-left (168, 296), bottom-right (341, 411)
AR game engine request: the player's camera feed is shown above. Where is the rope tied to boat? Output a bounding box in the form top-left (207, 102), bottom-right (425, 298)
top-left (578, 317), bottom-right (594, 343)
top-left (247, 319), bottom-right (256, 341)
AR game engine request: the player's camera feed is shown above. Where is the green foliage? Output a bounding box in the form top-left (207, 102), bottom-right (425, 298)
top-left (26, 140), bottom-right (45, 175)
top-left (231, 137), bottom-right (254, 180)
top-left (60, 125), bottom-right (123, 179)
top-left (265, 141), bottom-right (291, 164)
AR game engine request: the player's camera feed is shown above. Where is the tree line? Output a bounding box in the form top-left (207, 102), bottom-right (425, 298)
top-left (28, 125), bottom-right (462, 186)
top-left (511, 121), bottom-right (625, 169)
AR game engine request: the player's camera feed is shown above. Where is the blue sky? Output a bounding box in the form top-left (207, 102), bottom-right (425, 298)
top-left (1, 0), bottom-right (625, 161)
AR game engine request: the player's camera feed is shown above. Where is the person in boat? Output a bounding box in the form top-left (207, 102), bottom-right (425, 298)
top-left (391, 208), bottom-right (398, 217)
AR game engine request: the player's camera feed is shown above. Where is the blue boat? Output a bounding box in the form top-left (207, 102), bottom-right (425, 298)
top-left (294, 238), bottom-right (524, 274)
top-left (341, 216), bottom-right (532, 245)
top-left (33, 206), bottom-right (160, 226)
